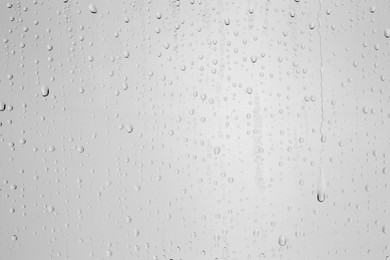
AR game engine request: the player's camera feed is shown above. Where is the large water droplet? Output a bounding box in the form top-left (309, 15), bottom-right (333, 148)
top-left (88, 3), bottom-right (97, 14)
top-left (41, 86), bottom-right (49, 97)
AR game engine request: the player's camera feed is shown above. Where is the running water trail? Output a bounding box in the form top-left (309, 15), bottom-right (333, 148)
top-left (317, 0), bottom-right (326, 202)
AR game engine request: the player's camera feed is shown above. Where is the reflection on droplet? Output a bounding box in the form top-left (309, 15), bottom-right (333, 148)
top-left (317, 169), bottom-right (326, 202)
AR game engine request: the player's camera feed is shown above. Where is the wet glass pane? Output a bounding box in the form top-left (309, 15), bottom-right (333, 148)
top-left (1, 0), bottom-right (389, 259)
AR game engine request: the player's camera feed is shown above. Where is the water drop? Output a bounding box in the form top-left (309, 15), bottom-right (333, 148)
top-left (317, 169), bottom-right (326, 202)
top-left (278, 235), bottom-right (286, 246)
top-left (250, 55), bottom-right (257, 63)
top-left (77, 145), bottom-right (84, 153)
top-left (88, 3), bottom-right (97, 14)
top-left (49, 145), bottom-right (55, 152)
top-left (382, 225), bottom-right (389, 234)
top-left (384, 29), bottom-right (390, 38)
top-left (126, 124), bottom-right (133, 133)
top-left (41, 85), bottom-right (49, 97)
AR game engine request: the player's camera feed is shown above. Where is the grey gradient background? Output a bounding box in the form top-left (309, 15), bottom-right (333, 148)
top-left (1, 0), bottom-right (390, 259)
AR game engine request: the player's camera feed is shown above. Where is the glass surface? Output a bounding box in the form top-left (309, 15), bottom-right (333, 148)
top-left (0, 0), bottom-right (389, 259)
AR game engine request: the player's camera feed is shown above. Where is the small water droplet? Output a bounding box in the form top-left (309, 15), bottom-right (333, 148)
top-left (278, 235), bottom-right (286, 246)
top-left (126, 124), bottom-right (133, 133)
top-left (77, 145), bottom-right (84, 153)
top-left (250, 55), bottom-right (257, 63)
top-left (384, 29), bottom-right (390, 38)
top-left (382, 225), bottom-right (389, 234)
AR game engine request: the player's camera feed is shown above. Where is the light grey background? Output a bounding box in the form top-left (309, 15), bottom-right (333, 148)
top-left (1, 0), bottom-right (390, 259)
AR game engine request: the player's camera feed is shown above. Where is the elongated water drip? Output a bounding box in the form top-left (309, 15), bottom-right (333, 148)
top-left (317, 0), bottom-right (326, 202)
top-left (317, 168), bottom-right (325, 202)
